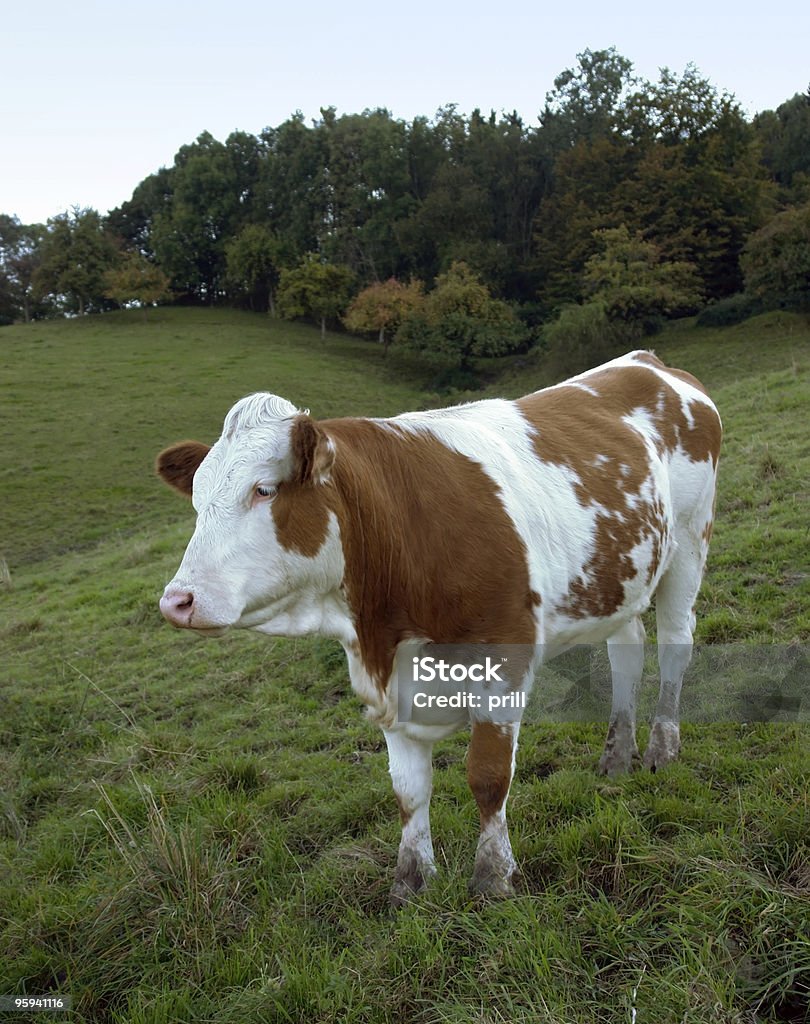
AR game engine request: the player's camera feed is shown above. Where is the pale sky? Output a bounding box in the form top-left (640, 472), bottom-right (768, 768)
top-left (3, 0), bottom-right (808, 225)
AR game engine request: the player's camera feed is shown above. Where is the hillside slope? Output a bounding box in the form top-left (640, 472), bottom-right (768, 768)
top-left (1, 308), bottom-right (808, 1023)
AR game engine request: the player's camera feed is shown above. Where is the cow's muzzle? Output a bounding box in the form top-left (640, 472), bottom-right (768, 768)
top-left (158, 587), bottom-right (228, 636)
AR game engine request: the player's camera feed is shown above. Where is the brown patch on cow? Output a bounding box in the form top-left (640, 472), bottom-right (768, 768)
top-left (277, 418), bottom-right (537, 687)
top-left (290, 414), bottom-right (335, 484)
top-left (680, 399), bottom-right (722, 468)
top-left (271, 416), bottom-right (339, 557)
top-left (155, 441), bottom-right (212, 497)
top-left (271, 481), bottom-right (331, 558)
top-left (580, 364), bottom-right (720, 467)
top-left (630, 354), bottom-right (720, 464)
top-left (646, 499), bottom-right (667, 585)
top-left (394, 793), bottom-right (412, 827)
top-left (518, 377), bottom-right (658, 620)
top-left (518, 358), bottom-right (719, 620)
top-left (701, 520), bottom-right (714, 545)
top-left (561, 499), bottom-right (668, 620)
top-left (467, 723), bottom-right (514, 826)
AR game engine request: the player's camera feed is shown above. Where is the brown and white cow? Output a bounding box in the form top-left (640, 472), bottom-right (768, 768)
top-left (156, 351), bottom-right (721, 903)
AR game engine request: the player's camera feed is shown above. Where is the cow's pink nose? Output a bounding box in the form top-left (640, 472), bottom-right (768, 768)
top-left (160, 588), bottom-right (195, 627)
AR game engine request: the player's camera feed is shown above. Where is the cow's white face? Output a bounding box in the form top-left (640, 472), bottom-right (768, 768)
top-left (157, 393), bottom-right (342, 635)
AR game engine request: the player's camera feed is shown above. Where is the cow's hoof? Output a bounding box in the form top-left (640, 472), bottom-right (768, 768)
top-left (598, 746), bottom-right (641, 777)
top-left (389, 878), bottom-right (424, 908)
top-left (389, 849), bottom-right (435, 908)
top-left (469, 866), bottom-right (519, 898)
top-left (643, 720), bottom-right (680, 772)
top-left (598, 719), bottom-right (640, 777)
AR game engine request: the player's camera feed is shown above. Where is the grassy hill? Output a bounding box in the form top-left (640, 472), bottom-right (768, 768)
top-left (1, 308), bottom-right (808, 1023)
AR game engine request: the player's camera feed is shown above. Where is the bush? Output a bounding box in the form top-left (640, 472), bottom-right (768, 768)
top-left (428, 365), bottom-right (483, 394)
top-left (696, 293), bottom-right (765, 327)
top-left (394, 262), bottom-right (527, 370)
top-left (542, 301), bottom-right (642, 377)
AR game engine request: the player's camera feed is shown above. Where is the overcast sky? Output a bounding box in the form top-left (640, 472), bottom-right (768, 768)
top-left (3, 0), bottom-right (808, 225)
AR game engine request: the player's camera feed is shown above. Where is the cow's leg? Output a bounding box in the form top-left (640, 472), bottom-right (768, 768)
top-left (383, 729), bottom-right (436, 906)
top-left (646, 535), bottom-right (707, 771)
top-left (468, 720), bottom-right (520, 896)
top-left (599, 615), bottom-right (645, 776)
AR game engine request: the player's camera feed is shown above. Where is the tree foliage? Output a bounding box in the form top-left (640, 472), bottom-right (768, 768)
top-left (395, 261), bottom-right (526, 369)
top-left (0, 215), bottom-right (45, 322)
top-left (225, 224), bottom-right (285, 313)
top-left (3, 53), bottom-right (808, 348)
top-left (755, 89), bottom-right (810, 189)
top-left (34, 208), bottom-right (118, 315)
top-left (583, 225), bottom-right (702, 324)
top-left (741, 203), bottom-right (810, 310)
top-left (276, 255), bottom-right (355, 339)
top-left (343, 277), bottom-right (424, 352)
top-left (543, 300), bottom-right (639, 377)
top-left (103, 252), bottom-right (171, 314)
top-left (151, 131), bottom-right (261, 301)
top-left (542, 47), bottom-right (636, 146)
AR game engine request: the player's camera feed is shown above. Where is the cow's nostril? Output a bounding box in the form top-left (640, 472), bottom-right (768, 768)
top-left (160, 588), bottom-right (195, 626)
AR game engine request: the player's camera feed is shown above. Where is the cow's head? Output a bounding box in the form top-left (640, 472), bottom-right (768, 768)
top-left (156, 393), bottom-right (342, 635)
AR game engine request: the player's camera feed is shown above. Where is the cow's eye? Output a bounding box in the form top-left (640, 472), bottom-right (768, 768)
top-left (255, 484), bottom-right (278, 500)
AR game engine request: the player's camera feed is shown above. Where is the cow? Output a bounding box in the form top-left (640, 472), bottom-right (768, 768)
top-left (156, 350), bottom-right (721, 904)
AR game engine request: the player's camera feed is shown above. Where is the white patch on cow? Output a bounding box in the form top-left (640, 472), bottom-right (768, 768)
top-left (248, 515), bottom-right (353, 638)
top-left (667, 449), bottom-right (717, 528)
top-left (621, 406), bottom-right (659, 448)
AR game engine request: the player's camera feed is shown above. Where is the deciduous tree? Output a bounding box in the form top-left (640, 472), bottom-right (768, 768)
top-left (225, 224), bottom-right (285, 313)
top-left (755, 89), bottom-right (810, 189)
top-left (34, 208), bottom-right (118, 315)
top-left (583, 225), bottom-right (702, 323)
top-left (741, 202), bottom-right (810, 309)
top-left (103, 252), bottom-right (172, 316)
top-left (276, 255), bottom-right (355, 339)
top-left (151, 132), bottom-right (259, 302)
top-left (541, 47), bottom-right (636, 148)
top-left (396, 261), bottom-right (526, 369)
top-left (343, 277), bottom-right (424, 352)
top-left (0, 215), bottom-right (46, 322)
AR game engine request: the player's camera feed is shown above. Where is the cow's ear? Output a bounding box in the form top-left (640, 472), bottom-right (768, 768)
top-left (289, 415), bottom-right (335, 485)
top-left (156, 441), bottom-right (211, 497)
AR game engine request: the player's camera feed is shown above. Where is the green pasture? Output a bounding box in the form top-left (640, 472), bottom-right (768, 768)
top-left (1, 308), bottom-right (808, 1022)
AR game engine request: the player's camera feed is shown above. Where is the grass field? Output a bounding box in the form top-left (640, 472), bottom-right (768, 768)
top-left (1, 308), bottom-right (808, 1023)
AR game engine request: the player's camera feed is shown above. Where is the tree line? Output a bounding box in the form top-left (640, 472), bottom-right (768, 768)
top-left (2, 49), bottom-right (808, 372)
